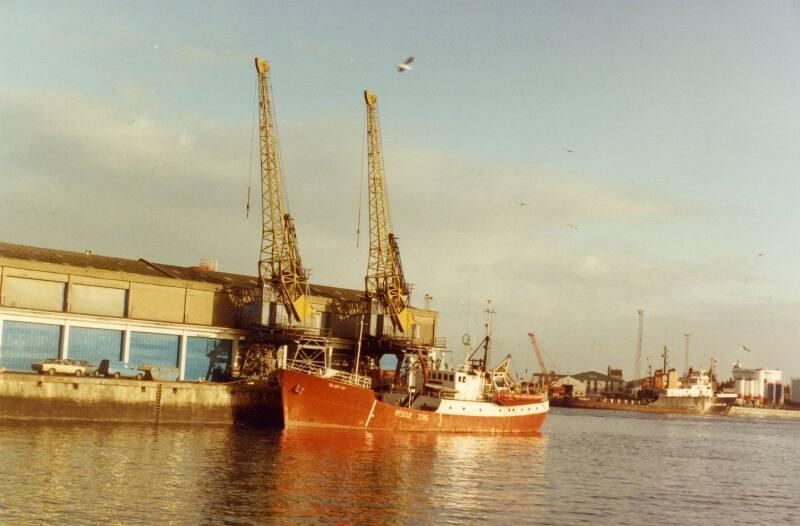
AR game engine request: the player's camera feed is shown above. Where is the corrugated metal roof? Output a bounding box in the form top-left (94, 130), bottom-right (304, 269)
top-left (0, 241), bottom-right (364, 301)
top-left (0, 241), bottom-right (165, 277)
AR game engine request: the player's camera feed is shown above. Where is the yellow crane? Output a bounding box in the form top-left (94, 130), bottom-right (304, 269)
top-left (363, 90), bottom-right (413, 333)
top-left (254, 57), bottom-right (312, 323)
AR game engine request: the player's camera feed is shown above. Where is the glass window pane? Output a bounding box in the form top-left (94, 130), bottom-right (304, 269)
top-left (129, 332), bottom-right (178, 368)
top-left (185, 337), bottom-right (232, 382)
top-left (68, 327), bottom-right (122, 366)
top-left (1, 321), bottom-right (61, 372)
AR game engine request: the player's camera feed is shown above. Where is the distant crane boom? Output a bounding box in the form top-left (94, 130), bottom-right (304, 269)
top-left (255, 56), bottom-right (312, 323)
top-left (528, 332), bottom-right (550, 386)
top-left (363, 90), bottom-right (412, 333)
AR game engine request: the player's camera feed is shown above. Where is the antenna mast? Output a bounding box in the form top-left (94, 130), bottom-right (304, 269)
top-left (634, 309), bottom-right (644, 380)
top-left (684, 333), bottom-right (690, 375)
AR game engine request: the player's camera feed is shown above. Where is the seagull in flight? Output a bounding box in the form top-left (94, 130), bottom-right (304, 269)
top-left (564, 148), bottom-right (576, 153)
top-left (566, 223), bottom-right (578, 230)
top-left (514, 201), bottom-right (527, 207)
top-left (396, 56), bottom-right (414, 72)
top-left (742, 345), bottom-right (751, 352)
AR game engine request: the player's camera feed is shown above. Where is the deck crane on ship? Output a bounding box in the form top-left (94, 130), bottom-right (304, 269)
top-left (254, 57), bottom-right (313, 325)
top-left (363, 90), bottom-right (413, 336)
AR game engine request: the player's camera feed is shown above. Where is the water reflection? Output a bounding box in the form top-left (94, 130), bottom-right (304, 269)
top-left (2, 414), bottom-right (799, 525)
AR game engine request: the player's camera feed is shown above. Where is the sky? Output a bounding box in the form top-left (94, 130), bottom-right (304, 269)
top-left (2, 1), bottom-right (800, 380)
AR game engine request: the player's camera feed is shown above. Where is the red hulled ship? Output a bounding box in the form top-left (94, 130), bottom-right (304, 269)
top-left (276, 321), bottom-right (549, 433)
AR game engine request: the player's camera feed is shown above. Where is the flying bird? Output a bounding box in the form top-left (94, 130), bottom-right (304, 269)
top-left (564, 148), bottom-right (576, 153)
top-left (396, 56), bottom-right (414, 72)
top-left (514, 201), bottom-right (527, 207)
top-left (757, 253), bottom-right (765, 257)
top-left (566, 223), bottom-right (578, 230)
top-left (742, 345), bottom-right (751, 352)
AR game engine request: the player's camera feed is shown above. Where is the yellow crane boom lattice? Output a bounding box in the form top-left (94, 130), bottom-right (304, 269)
top-left (363, 90), bottom-right (412, 333)
top-left (255, 57), bottom-right (311, 323)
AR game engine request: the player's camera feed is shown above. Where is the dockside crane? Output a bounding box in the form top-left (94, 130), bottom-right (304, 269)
top-left (528, 332), bottom-right (552, 391)
top-left (254, 57), bottom-right (312, 323)
top-left (363, 90), bottom-right (413, 334)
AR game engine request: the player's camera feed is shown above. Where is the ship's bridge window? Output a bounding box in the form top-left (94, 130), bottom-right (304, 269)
top-left (449, 374), bottom-right (454, 382)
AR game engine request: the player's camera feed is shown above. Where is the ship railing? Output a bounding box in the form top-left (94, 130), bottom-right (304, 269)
top-left (285, 360), bottom-right (372, 389)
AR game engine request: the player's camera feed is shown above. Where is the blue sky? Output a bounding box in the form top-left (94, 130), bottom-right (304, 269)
top-left (2, 1), bottom-right (800, 378)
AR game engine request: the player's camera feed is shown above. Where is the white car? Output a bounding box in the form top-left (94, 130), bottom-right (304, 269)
top-left (32, 358), bottom-right (96, 377)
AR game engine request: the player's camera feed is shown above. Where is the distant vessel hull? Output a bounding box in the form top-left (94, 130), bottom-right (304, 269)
top-left (552, 396), bottom-right (732, 416)
top-left (278, 368), bottom-right (548, 433)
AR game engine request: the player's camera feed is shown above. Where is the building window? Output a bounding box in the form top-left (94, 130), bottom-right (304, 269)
top-left (70, 284), bottom-right (127, 317)
top-left (129, 332), bottom-right (179, 368)
top-left (184, 337), bottom-right (232, 382)
top-left (1, 276), bottom-right (65, 312)
top-left (68, 326), bottom-right (123, 365)
top-left (0, 320), bottom-right (61, 371)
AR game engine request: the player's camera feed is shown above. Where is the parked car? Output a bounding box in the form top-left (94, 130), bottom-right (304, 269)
top-left (32, 358), bottom-right (97, 377)
top-left (97, 359), bottom-right (144, 380)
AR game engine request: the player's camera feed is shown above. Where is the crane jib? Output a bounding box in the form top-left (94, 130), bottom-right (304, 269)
top-left (254, 56), bottom-right (312, 324)
top-left (363, 89), bottom-right (414, 335)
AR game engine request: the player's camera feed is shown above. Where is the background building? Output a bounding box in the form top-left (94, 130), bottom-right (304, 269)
top-left (732, 362), bottom-right (783, 405)
top-left (0, 241), bottom-right (440, 381)
top-left (573, 370), bottom-right (625, 398)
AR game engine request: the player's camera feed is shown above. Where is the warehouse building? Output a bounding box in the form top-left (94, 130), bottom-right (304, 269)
top-left (0, 241), bottom-right (439, 381)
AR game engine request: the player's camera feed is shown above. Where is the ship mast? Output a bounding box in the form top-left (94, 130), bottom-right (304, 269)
top-left (363, 89), bottom-right (413, 333)
top-left (483, 300), bottom-right (494, 368)
top-left (255, 56), bottom-right (312, 323)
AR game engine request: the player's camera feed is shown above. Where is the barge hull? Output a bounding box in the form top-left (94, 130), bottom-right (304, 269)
top-left (552, 397), bottom-right (731, 416)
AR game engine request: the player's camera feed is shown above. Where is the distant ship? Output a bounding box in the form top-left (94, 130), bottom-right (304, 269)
top-left (276, 317), bottom-right (549, 433)
top-left (646, 369), bottom-right (731, 414)
top-left (554, 368), bottom-right (733, 415)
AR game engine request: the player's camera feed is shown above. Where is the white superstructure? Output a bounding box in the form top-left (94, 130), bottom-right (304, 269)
top-left (663, 369), bottom-right (713, 398)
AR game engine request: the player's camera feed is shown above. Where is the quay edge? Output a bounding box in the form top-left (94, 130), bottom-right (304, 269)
top-left (0, 372), bottom-right (282, 426)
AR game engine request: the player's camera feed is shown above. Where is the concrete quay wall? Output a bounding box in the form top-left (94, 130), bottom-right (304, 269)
top-left (0, 372), bottom-right (281, 425)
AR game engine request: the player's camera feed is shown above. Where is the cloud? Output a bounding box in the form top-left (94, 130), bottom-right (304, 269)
top-left (169, 46), bottom-right (249, 66)
top-left (1, 87), bottom-right (792, 379)
top-left (0, 88), bottom-right (255, 266)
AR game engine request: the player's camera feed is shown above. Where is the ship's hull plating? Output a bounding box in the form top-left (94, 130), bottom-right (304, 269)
top-left (278, 369), bottom-right (548, 433)
top-left (553, 396), bottom-right (732, 415)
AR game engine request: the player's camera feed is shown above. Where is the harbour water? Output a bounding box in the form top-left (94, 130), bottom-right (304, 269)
top-left (1, 408), bottom-right (797, 525)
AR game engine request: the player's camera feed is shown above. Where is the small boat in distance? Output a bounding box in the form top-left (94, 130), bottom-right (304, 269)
top-left (277, 309), bottom-right (549, 433)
